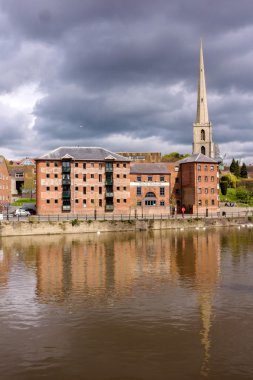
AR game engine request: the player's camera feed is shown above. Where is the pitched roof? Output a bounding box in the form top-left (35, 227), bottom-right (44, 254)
top-left (36, 147), bottom-right (131, 161)
top-left (178, 153), bottom-right (218, 164)
top-left (130, 163), bottom-right (170, 174)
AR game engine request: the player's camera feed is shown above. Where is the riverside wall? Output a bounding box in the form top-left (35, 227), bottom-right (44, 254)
top-left (0, 217), bottom-right (252, 237)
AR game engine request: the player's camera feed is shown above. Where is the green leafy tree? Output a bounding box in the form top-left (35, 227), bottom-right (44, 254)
top-left (236, 187), bottom-right (249, 203)
top-left (161, 152), bottom-right (189, 162)
top-left (220, 180), bottom-right (228, 196)
top-left (240, 162), bottom-right (248, 178)
top-left (220, 173), bottom-right (238, 188)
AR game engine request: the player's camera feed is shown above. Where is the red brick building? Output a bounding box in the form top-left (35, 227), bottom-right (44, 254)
top-left (178, 153), bottom-right (219, 214)
top-left (36, 147), bottom-right (131, 215)
top-left (0, 156), bottom-right (11, 210)
top-left (130, 163), bottom-right (171, 215)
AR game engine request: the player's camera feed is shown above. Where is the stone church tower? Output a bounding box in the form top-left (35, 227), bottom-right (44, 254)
top-left (192, 41), bottom-right (215, 158)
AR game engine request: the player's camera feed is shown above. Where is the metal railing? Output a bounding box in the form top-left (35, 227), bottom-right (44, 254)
top-left (1, 209), bottom-right (252, 222)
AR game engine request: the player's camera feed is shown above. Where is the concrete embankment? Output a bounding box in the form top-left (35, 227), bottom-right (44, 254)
top-left (0, 216), bottom-right (252, 237)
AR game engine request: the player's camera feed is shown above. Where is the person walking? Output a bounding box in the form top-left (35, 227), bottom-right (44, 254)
top-left (182, 206), bottom-right (186, 218)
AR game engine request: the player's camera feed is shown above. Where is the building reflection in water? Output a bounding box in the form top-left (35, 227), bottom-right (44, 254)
top-left (1, 229), bottom-right (221, 374)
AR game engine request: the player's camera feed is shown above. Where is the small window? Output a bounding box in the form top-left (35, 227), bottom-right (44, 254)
top-left (211, 188), bottom-right (214, 194)
top-left (137, 176), bottom-right (141, 182)
top-left (210, 165), bottom-right (214, 171)
top-left (117, 199), bottom-right (120, 203)
top-left (175, 177), bottom-right (179, 183)
top-left (123, 199), bottom-right (127, 203)
top-left (160, 187), bottom-right (165, 196)
top-left (54, 186), bottom-right (58, 191)
top-left (46, 174), bottom-right (50, 178)
top-left (54, 162), bottom-right (58, 167)
top-left (75, 174), bottom-right (78, 179)
top-left (204, 176), bottom-right (208, 182)
top-left (204, 165), bottom-right (208, 171)
top-left (83, 163), bottom-right (86, 169)
top-left (99, 187), bottom-right (102, 194)
top-left (90, 162), bottom-right (94, 168)
top-left (54, 174), bottom-right (58, 178)
top-left (55, 199), bottom-right (58, 204)
top-left (160, 201), bottom-right (165, 206)
top-left (204, 188), bottom-right (208, 194)
top-left (99, 163), bottom-right (102, 170)
top-left (99, 174), bottom-right (102, 182)
top-left (83, 174), bottom-right (86, 182)
top-left (91, 174), bottom-right (94, 179)
top-left (205, 200), bottom-right (208, 206)
top-left (148, 176), bottom-right (153, 181)
top-left (198, 200), bottom-right (202, 206)
top-left (137, 187), bottom-right (141, 196)
top-left (46, 162), bottom-right (50, 167)
top-left (91, 186), bottom-right (94, 191)
top-left (123, 174), bottom-right (126, 178)
top-left (211, 199), bottom-right (215, 205)
top-left (160, 176), bottom-right (165, 182)
top-left (123, 163), bottom-right (126, 168)
top-left (75, 199), bottom-right (79, 204)
top-left (83, 199), bottom-right (86, 208)
top-left (198, 188), bottom-right (202, 194)
top-left (117, 186), bottom-right (120, 191)
top-left (46, 199), bottom-right (50, 204)
top-left (99, 199), bottom-right (102, 207)
top-left (198, 176), bottom-right (201, 182)
top-left (117, 174), bottom-right (120, 178)
top-left (91, 199), bottom-right (94, 204)
top-left (137, 201), bottom-right (142, 206)
top-left (211, 176), bottom-right (214, 182)
top-left (117, 163), bottom-right (120, 168)
top-left (198, 164), bottom-right (201, 171)
top-left (75, 186), bottom-right (78, 191)
top-left (83, 187), bottom-right (86, 194)
top-left (123, 186), bottom-right (126, 191)
top-left (46, 186), bottom-right (50, 191)
top-left (75, 162), bottom-right (78, 168)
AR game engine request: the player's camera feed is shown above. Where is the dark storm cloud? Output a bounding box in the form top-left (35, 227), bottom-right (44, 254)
top-left (0, 0), bottom-right (252, 160)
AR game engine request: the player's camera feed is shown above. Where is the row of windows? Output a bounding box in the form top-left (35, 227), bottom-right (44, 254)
top-left (0, 185), bottom-right (9, 190)
top-left (197, 164), bottom-right (215, 171)
top-left (198, 188), bottom-right (215, 194)
top-left (136, 187), bottom-right (166, 196)
top-left (44, 199), bottom-right (127, 206)
top-left (45, 173), bottom-right (128, 180)
top-left (198, 199), bottom-right (215, 206)
top-left (46, 161), bottom-right (127, 169)
top-left (136, 176), bottom-right (166, 182)
top-left (45, 186), bottom-right (127, 192)
top-left (198, 176), bottom-right (215, 182)
top-left (136, 200), bottom-right (166, 206)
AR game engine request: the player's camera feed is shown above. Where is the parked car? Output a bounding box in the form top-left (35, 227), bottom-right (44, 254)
top-left (14, 209), bottom-right (31, 217)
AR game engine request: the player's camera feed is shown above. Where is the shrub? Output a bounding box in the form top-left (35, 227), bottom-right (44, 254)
top-left (220, 181), bottom-right (228, 195)
top-left (71, 219), bottom-right (80, 226)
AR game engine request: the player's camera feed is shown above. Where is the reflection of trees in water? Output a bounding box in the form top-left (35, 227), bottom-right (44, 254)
top-left (220, 228), bottom-right (253, 265)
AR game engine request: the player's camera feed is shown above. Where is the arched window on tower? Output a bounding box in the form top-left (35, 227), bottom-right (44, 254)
top-left (201, 129), bottom-right (205, 141)
top-left (201, 146), bottom-right (206, 155)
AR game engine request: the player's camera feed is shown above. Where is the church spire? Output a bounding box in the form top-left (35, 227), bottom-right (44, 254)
top-left (196, 40), bottom-right (209, 124)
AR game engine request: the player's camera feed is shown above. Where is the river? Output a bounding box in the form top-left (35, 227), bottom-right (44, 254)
top-left (0, 227), bottom-right (253, 379)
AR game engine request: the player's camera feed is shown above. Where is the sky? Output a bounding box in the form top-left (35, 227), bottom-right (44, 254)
top-left (0, 0), bottom-right (252, 163)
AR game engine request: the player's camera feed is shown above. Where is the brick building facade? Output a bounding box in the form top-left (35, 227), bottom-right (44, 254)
top-left (36, 147), bottom-right (131, 215)
top-left (0, 156), bottom-right (11, 210)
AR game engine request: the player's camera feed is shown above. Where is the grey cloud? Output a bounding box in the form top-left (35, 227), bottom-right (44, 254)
top-left (0, 0), bottom-right (252, 161)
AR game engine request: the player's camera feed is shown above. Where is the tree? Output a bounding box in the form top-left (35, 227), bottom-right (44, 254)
top-left (220, 173), bottom-right (238, 188)
top-left (161, 152), bottom-right (189, 162)
top-left (236, 187), bottom-right (249, 203)
top-left (240, 162), bottom-right (248, 178)
top-left (220, 180), bottom-right (228, 196)
top-left (234, 160), bottom-right (240, 178)
top-left (230, 158), bottom-right (236, 174)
